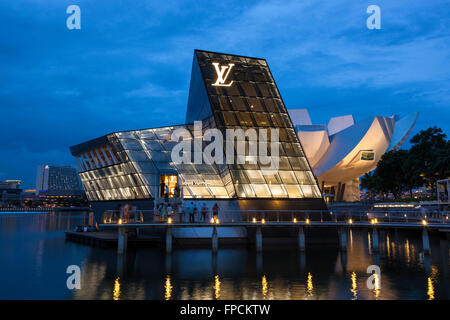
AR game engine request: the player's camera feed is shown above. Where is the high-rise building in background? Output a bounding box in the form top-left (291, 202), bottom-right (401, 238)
top-left (0, 180), bottom-right (22, 206)
top-left (35, 165), bottom-right (84, 197)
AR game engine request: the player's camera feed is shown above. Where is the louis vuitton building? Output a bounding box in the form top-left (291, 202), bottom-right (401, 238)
top-left (70, 50), bottom-right (328, 220)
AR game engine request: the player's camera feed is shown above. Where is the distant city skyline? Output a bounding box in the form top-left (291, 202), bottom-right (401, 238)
top-left (1, 0), bottom-right (449, 189)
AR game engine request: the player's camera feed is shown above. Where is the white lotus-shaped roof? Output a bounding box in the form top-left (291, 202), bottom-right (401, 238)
top-left (289, 109), bottom-right (418, 183)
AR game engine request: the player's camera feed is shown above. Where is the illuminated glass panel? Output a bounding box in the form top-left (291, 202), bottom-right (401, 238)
top-left (242, 184), bottom-right (256, 197)
top-left (279, 171), bottom-right (298, 184)
top-left (285, 184), bottom-right (303, 198)
top-left (300, 185), bottom-right (321, 198)
top-left (294, 171), bottom-right (315, 185)
top-left (268, 184), bottom-right (287, 197)
top-left (252, 184), bottom-right (271, 197)
top-left (208, 186), bottom-right (228, 197)
top-left (245, 170), bottom-right (265, 183)
top-left (187, 186), bottom-right (211, 197)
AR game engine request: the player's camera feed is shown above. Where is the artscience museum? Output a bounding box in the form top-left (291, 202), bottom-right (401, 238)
top-left (70, 49), bottom-right (417, 219)
top-left (290, 109), bottom-right (419, 202)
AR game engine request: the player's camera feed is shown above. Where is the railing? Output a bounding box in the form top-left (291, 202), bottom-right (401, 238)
top-left (333, 210), bottom-right (449, 224)
top-left (102, 210), bottom-right (146, 224)
top-left (0, 207), bottom-right (53, 212)
top-left (101, 208), bottom-right (449, 225)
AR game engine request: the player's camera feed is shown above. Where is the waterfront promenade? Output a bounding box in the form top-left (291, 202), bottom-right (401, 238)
top-left (80, 209), bottom-right (450, 256)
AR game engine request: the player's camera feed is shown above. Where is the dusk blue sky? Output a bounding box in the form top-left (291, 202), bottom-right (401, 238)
top-left (1, 0), bottom-right (449, 189)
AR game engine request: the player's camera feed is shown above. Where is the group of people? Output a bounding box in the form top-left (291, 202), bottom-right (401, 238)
top-left (115, 202), bottom-right (137, 223)
top-left (155, 202), bottom-right (220, 223)
top-left (160, 182), bottom-right (181, 202)
top-left (155, 202), bottom-right (174, 221)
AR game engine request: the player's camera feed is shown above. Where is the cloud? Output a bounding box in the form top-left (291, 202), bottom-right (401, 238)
top-left (0, 0), bottom-right (449, 187)
top-left (125, 83), bottom-right (185, 98)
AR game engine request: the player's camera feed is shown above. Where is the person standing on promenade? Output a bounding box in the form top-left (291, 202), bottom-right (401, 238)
top-left (174, 184), bottom-right (180, 198)
top-left (201, 203), bottom-right (209, 222)
top-left (212, 203), bottom-right (219, 222)
top-left (164, 185), bottom-right (170, 203)
top-left (166, 203), bottom-right (173, 221)
top-left (189, 202), bottom-right (195, 223)
top-left (158, 203), bottom-right (165, 222)
top-left (177, 203), bottom-right (185, 222)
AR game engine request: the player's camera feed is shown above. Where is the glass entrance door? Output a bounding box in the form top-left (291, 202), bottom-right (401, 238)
top-left (160, 175), bottom-right (178, 198)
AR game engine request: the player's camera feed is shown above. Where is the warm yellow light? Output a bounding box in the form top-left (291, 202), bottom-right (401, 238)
top-left (210, 218), bottom-right (215, 223)
top-left (118, 219), bottom-right (122, 225)
top-left (348, 219), bottom-right (353, 224)
top-left (374, 218), bottom-right (378, 223)
top-left (293, 218), bottom-right (297, 223)
top-left (307, 272), bottom-right (314, 296)
top-left (214, 275), bottom-right (221, 299)
top-left (168, 217), bottom-right (172, 224)
top-left (306, 218), bottom-right (310, 224)
top-left (261, 218), bottom-right (266, 224)
top-left (165, 275), bottom-right (172, 300)
top-left (113, 277), bottom-right (121, 300)
top-left (262, 275), bottom-right (268, 297)
top-left (350, 272), bottom-right (357, 300)
top-left (422, 219), bottom-right (427, 226)
top-left (427, 277), bottom-right (435, 300)
top-left (252, 217), bottom-right (256, 223)
top-left (216, 218), bottom-right (220, 224)
top-left (370, 219), bottom-right (375, 225)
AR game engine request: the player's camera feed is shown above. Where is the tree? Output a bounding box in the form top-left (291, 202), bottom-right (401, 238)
top-left (409, 126), bottom-right (449, 190)
top-left (403, 149), bottom-right (424, 197)
top-left (361, 171), bottom-right (381, 201)
top-left (376, 150), bottom-right (410, 199)
top-left (364, 149), bottom-right (424, 200)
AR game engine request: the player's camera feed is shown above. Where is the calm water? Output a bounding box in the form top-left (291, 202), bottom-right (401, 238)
top-left (0, 212), bottom-right (448, 300)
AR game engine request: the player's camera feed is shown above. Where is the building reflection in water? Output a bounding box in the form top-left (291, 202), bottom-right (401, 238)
top-left (350, 272), bottom-right (358, 300)
top-left (306, 272), bottom-right (314, 298)
top-left (349, 230), bottom-right (353, 251)
top-left (386, 234), bottom-right (390, 257)
top-left (214, 275), bottom-right (221, 299)
top-left (262, 275), bottom-right (268, 297)
top-left (3, 212), bottom-right (450, 300)
top-left (72, 229), bottom-right (443, 300)
top-left (113, 277), bottom-right (121, 300)
top-left (427, 277), bottom-right (434, 300)
top-left (405, 239), bottom-right (411, 265)
top-left (373, 273), bottom-right (381, 299)
top-left (165, 275), bottom-right (173, 300)
top-left (427, 266), bottom-right (438, 300)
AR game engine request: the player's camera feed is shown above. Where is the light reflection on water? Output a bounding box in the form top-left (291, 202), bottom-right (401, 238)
top-left (113, 277), bottom-right (121, 300)
top-left (261, 275), bottom-right (268, 297)
top-left (164, 275), bottom-right (172, 300)
top-left (0, 212), bottom-right (449, 300)
top-left (350, 272), bottom-right (357, 300)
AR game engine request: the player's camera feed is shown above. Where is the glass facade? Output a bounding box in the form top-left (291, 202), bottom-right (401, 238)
top-left (71, 50), bottom-right (323, 202)
top-left (74, 136), bottom-right (150, 201)
top-left (194, 50), bottom-right (321, 199)
top-left (115, 122), bottom-right (235, 200)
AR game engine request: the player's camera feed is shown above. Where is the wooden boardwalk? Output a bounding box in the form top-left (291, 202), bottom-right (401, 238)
top-left (97, 220), bottom-right (450, 255)
top-left (65, 230), bottom-right (159, 248)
